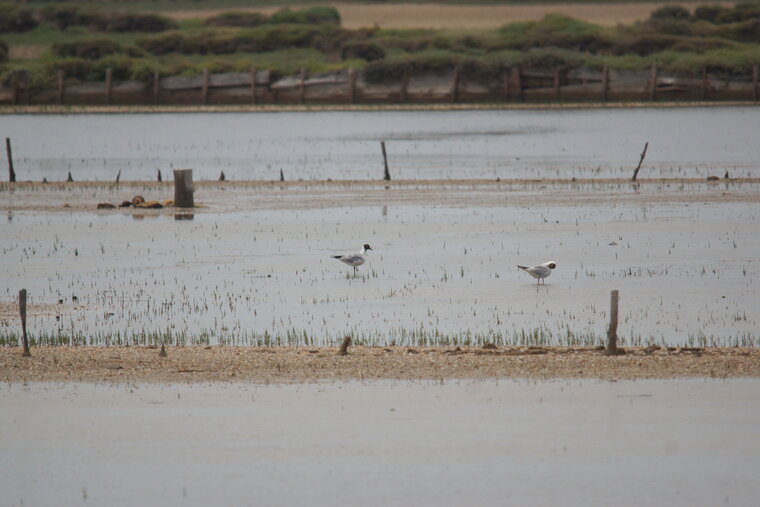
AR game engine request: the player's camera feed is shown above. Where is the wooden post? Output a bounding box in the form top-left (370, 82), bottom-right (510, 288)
top-left (451, 66), bottom-right (460, 103)
top-left (173, 169), bottom-right (194, 208)
top-left (279, 169), bottom-right (284, 182)
top-left (6, 137), bottom-right (15, 183)
top-left (514, 66), bottom-right (524, 102)
top-left (19, 289), bottom-right (31, 357)
top-left (701, 67), bottom-right (708, 101)
top-left (67, 171), bottom-right (73, 182)
top-left (298, 68), bottom-right (306, 104)
top-left (57, 69), bottom-right (65, 105)
top-left (157, 169), bottom-right (162, 182)
top-left (219, 171), bottom-right (225, 182)
top-left (381, 141), bottom-right (390, 181)
top-left (605, 290), bottom-right (621, 356)
top-left (250, 67), bottom-right (257, 104)
top-left (631, 142), bottom-right (648, 182)
top-left (553, 67), bottom-right (562, 101)
top-left (753, 65), bottom-right (758, 101)
top-left (105, 68), bottom-right (112, 105)
top-left (153, 70), bottom-right (160, 105)
top-left (337, 336), bottom-right (351, 356)
top-left (502, 69), bottom-right (510, 101)
top-left (649, 63), bottom-right (658, 101)
top-left (202, 69), bottom-right (209, 105)
top-left (400, 70), bottom-right (410, 103)
top-left (602, 64), bottom-right (609, 102)
top-left (115, 169), bottom-right (121, 183)
top-left (348, 68), bottom-right (357, 104)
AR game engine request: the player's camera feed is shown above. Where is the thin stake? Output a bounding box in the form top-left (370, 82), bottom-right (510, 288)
top-left (279, 169), bottom-right (284, 182)
top-left (219, 170), bottom-right (225, 181)
top-left (157, 169), bottom-right (162, 182)
top-left (115, 169), bottom-right (121, 183)
top-left (338, 336), bottom-right (351, 356)
top-left (6, 137), bottom-right (15, 182)
top-left (19, 289), bottom-right (31, 357)
top-left (605, 290), bottom-right (621, 356)
top-left (159, 344), bottom-right (167, 357)
top-left (381, 141), bottom-right (391, 181)
top-left (631, 142), bottom-right (648, 182)
top-left (67, 171), bottom-right (73, 183)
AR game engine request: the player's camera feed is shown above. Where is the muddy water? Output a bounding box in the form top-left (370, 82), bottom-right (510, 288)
top-left (3, 107), bottom-right (759, 181)
top-left (1, 190), bottom-right (758, 346)
top-left (2, 379), bottom-right (759, 506)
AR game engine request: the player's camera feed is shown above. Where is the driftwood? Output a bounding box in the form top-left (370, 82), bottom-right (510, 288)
top-left (337, 336), bottom-right (351, 356)
top-left (631, 142), bottom-right (649, 182)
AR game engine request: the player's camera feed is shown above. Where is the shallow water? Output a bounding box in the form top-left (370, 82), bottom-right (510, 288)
top-left (2, 194), bottom-right (758, 346)
top-left (3, 107), bottom-right (759, 181)
top-left (2, 379), bottom-right (759, 506)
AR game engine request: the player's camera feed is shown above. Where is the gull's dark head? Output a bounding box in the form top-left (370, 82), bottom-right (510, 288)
top-left (363, 244), bottom-right (373, 251)
top-left (547, 262), bottom-right (557, 270)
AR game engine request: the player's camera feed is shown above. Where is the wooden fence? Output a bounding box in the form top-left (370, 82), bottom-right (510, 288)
top-left (2, 64), bottom-right (759, 106)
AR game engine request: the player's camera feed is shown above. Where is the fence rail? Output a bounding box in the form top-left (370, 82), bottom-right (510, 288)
top-left (3, 64), bottom-right (759, 106)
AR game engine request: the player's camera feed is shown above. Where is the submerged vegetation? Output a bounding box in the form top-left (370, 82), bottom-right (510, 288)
top-left (1, 2), bottom-right (760, 88)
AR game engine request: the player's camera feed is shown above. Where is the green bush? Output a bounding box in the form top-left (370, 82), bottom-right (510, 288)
top-left (53, 39), bottom-right (124, 60)
top-left (693, 5), bottom-right (731, 23)
top-left (39, 6), bottom-right (95, 31)
top-left (0, 4), bottom-right (38, 33)
top-left (138, 32), bottom-right (187, 55)
top-left (341, 41), bottom-right (385, 61)
top-left (718, 18), bottom-right (760, 42)
top-left (0, 39), bottom-right (6, 63)
top-left (519, 47), bottom-right (586, 68)
top-left (650, 5), bottom-right (691, 20)
top-left (270, 7), bottom-right (341, 26)
top-left (204, 12), bottom-right (269, 28)
top-left (48, 58), bottom-right (94, 81)
top-left (612, 34), bottom-right (685, 55)
top-left (90, 13), bottom-right (177, 33)
top-left (499, 15), bottom-right (609, 52)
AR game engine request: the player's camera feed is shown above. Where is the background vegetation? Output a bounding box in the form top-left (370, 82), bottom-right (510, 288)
top-left (1, 2), bottom-right (759, 89)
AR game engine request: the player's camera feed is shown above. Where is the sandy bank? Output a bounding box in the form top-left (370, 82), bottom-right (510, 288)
top-left (2, 345), bottom-right (759, 383)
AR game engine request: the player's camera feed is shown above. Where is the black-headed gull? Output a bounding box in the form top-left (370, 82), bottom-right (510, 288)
top-left (517, 261), bottom-right (557, 285)
top-left (332, 244), bottom-right (372, 275)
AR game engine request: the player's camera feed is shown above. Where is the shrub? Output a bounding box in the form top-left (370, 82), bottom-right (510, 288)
top-left (612, 34), bottom-right (684, 55)
top-left (650, 5), bottom-right (691, 20)
top-left (0, 4), bottom-right (38, 33)
top-left (270, 7), bottom-right (341, 26)
top-left (719, 18), bottom-right (760, 42)
top-left (341, 41), bottom-right (385, 61)
top-left (91, 54), bottom-right (136, 80)
top-left (138, 32), bottom-right (187, 54)
top-left (204, 12), bottom-right (269, 28)
top-left (499, 15), bottom-right (609, 52)
top-left (0, 39), bottom-right (6, 63)
top-left (53, 39), bottom-right (124, 60)
top-left (518, 47), bottom-right (586, 68)
top-left (693, 5), bottom-right (731, 23)
top-left (90, 13), bottom-right (177, 33)
top-left (48, 58), bottom-right (94, 81)
top-left (39, 6), bottom-right (95, 30)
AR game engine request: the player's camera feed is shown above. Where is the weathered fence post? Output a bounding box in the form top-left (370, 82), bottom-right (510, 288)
top-left (173, 169), bottom-right (194, 208)
top-left (6, 137), bottom-right (15, 182)
top-left (602, 64), bottom-right (610, 102)
top-left (298, 68), bottom-right (306, 104)
top-left (153, 70), bottom-right (160, 105)
top-left (57, 68), bottom-right (65, 105)
top-left (451, 66), bottom-right (460, 103)
top-left (348, 68), bottom-right (357, 104)
top-left (105, 68), bottom-right (112, 105)
top-left (157, 169), bottom-right (162, 182)
top-left (649, 63), bottom-right (658, 101)
top-left (753, 65), bottom-right (759, 102)
top-left (19, 289), bottom-right (31, 357)
top-left (514, 66), bottom-right (524, 102)
top-left (502, 69), bottom-right (510, 101)
top-left (202, 69), bottom-right (209, 105)
top-left (631, 142), bottom-right (648, 182)
top-left (381, 141), bottom-right (390, 181)
top-left (553, 67), bottom-right (562, 101)
top-left (250, 66), bottom-right (257, 104)
top-left (605, 290), bottom-right (621, 356)
top-left (400, 70), bottom-right (410, 103)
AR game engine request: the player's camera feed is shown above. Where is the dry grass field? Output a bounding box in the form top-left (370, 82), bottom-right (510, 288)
top-left (167, 2), bottom-right (693, 29)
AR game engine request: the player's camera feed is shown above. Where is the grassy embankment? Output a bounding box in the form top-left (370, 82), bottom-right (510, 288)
top-left (1, 2), bottom-right (759, 91)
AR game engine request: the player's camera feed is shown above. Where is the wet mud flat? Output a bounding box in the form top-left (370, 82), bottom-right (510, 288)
top-left (2, 179), bottom-right (760, 348)
top-left (2, 378), bottom-right (760, 506)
